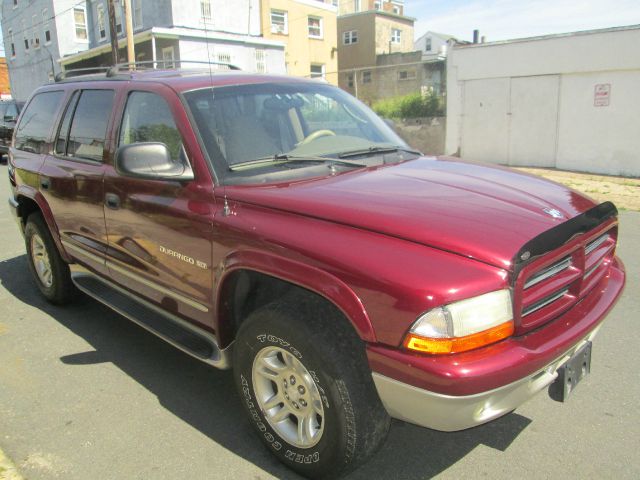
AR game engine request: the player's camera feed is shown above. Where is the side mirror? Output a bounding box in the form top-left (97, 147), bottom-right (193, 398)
top-left (3, 115), bottom-right (16, 123)
top-left (115, 143), bottom-right (194, 181)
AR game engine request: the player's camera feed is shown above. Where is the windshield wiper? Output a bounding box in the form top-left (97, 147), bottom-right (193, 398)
top-left (338, 145), bottom-right (422, 159)
top-left (229, 154), bottom-right (366, 171)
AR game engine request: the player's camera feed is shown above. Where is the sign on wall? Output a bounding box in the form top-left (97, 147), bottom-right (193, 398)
top-left (594, 84), bottom-right (611, 107)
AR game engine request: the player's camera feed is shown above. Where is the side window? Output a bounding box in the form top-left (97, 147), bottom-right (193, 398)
top-left (66, 89), bottom-right (114, 161)
top-left (0, 104), bottom-right (7, 119)
top-left (15, 91), bottom-right (64, 154)
top-left (119, 91), bottom-right (183, 161)
top-left (55, 91), bottom-right (80, 155)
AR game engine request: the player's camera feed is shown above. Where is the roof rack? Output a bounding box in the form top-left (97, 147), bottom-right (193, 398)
top-left (54, 60), bottom-right (241, 83)
top-left (54, 66), bottom-right (113, 82)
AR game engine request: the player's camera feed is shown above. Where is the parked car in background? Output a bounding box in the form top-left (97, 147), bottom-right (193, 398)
top-left (0, 100), bottom-right (24, 160)
top-left (7, 66), bottom-right (625, 479)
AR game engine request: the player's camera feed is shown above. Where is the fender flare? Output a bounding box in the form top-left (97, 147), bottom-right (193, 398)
top-left (16, 185), bottom-right (72, 263)
top-left (215, 248), bottom-right (376, 346)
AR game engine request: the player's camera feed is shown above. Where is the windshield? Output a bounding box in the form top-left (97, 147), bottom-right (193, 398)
top-left (183, 82), bottom-right (411, 183)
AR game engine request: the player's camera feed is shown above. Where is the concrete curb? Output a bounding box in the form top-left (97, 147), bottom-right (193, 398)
top-left (0, 448), bottom-right (23, 480)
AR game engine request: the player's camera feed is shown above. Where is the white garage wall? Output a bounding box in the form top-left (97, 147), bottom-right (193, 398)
top-left (446, 25), bottom-right (640, 176)
top-left (556, 71), bottom-right (640, 176)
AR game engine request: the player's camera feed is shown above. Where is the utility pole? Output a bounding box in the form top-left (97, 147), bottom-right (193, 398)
top-left (107, 0), bottom-right (119, 66)
top-left (123, 0), bottom-right (135, 70)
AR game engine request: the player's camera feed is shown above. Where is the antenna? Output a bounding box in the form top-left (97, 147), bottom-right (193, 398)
top-left (202, 14), bottom-right (230, 217)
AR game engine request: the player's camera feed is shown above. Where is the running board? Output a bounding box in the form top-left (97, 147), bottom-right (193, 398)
top-left (71, 271), bottom-right (231, 369)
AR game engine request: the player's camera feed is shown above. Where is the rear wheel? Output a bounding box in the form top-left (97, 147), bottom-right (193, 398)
top-left (24, 213), bottom-right (74, 304)
top-left (233, 294), bottom-right (390, 478)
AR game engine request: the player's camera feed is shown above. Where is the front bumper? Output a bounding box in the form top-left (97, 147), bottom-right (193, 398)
top-left (369, 258), bottom-right (625, 431)
top-left (373, 326), bottom-right (600, 431)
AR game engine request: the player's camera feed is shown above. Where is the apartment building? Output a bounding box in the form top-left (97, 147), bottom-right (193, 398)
top-left (260, 0), bottom-right (338, 84)
top-left (1, 0), bottom-right (286, 101)
top-left (1, 0), bottom-right (94, 100)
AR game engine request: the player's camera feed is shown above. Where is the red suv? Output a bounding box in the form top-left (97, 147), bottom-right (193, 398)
top-left (7, 68), bottom-right (625, 478)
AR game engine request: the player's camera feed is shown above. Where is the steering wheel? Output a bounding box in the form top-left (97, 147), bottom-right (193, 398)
top-left (298, 129), bottom-right (336, 146)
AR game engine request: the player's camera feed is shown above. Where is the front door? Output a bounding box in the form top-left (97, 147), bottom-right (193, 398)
top-left (103, 87), bottom-right (215, 328)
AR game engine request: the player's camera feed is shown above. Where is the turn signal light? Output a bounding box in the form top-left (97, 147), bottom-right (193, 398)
top-left (404, 321), bottom-right (514, 355)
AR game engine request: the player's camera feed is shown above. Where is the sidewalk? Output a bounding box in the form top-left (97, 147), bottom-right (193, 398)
top-left (514, 167), bottom-right (640, 211)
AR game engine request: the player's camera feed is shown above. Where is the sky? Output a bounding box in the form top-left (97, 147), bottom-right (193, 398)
top-left (407, 0), bottom-right (640, 42)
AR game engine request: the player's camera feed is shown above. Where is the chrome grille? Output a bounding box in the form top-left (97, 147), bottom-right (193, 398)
top-left (524, 257), bottom-right (571, 289)
top-left (585, 233), bottom-right (610, 255)
top-left (522, 289), bottom-right (569, 317)
top-left (518, 227), bottom-right (615, 328)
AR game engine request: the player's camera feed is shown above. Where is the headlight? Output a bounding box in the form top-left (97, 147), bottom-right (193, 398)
top-left (404, 289), bottom-right (514, 354)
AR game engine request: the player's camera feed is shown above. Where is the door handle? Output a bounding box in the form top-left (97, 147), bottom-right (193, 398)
top-left (40, 177), bottom-right (50, 190)
top-left (105, 193), bottom-right (121, 210)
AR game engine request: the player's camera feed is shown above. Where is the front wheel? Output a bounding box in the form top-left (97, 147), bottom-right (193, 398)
top-left (233, 295), bottom-right (390, 478)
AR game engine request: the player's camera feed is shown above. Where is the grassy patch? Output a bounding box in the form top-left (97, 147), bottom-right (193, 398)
top-left (372, 92), bottom-right (444, 119)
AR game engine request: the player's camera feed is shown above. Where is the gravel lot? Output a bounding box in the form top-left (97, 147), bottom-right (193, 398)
top-left (1, 163), bottom-right (638, 480)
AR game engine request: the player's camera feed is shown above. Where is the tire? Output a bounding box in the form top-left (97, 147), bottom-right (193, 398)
top-left (233, 293), bottom-right (390, 479)
top-left (24, 213), bottom-right (74, 305)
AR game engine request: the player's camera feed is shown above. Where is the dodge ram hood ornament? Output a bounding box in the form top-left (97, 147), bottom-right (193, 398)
top-left (543, 207), bottom-right (564, 219)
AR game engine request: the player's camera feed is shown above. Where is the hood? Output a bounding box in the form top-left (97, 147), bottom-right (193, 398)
top-left (224, 158), bottom-right (597, 270)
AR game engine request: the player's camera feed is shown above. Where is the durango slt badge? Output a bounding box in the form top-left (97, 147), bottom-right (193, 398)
top-left (159, 245), bottom-right (208, 270)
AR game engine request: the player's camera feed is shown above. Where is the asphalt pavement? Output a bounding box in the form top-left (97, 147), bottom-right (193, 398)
top-left (0, 163), bottom-right (638, 479)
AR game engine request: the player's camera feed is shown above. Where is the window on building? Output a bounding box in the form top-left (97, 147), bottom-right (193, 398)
top-left (133, 0), bottom-right (143, 29)
top-left (362, 71), bottom-right (371, 83)
top-left (332, 0), bottom-right (339, 7)
top-left (200, 0), bottom-right (212, 22)
top-left (97, 4), bottom-right (106, 39)
top-left (15, 91), bottom-right (65, 154)
top-left (42, 9), bottom-right (51, 44)
top-left (120, 92), bottom-right (184, 162)
top-left (12, 0), bottom-right (17, 8)
top-left (162, 46), bottom-right (175, 68)
top-left (32, 14), bottom-right (40, 48)
top-left (397, 70), bottom-right (416, 81)
top-left (255, 49), bottom-right (266, 73)
top-left (66, 90), bottom-right (115, 161)
top-left (391, 28), bottom-right (401, 44)
top-left (308, 16), bottom-right (323, 39)
top-left (374, 1), bottom-right (382, 10)
top-left (347, 73), bottom-right (354, 88)
top-left (343, 30), bottom-right (358, 45)
top-left (354, 0), bottom-right (361, 12)
top-left (74, 7), bottom-right (88, 41)
top-left (9, 29), bottom-right (15, 57)
top-left (22, 20), bottom-right (28, 52)
top-left (217, 52), bottom-right (232, 64)
top-left (115, 5), bottom-right (123, 33)
top-left (270, 10), bottom-right (287, 34)
top-left (393, 5), bottom-right (400, 14)
top-left (425, 37), bottom-right (432, 51)
top-left (5, 103), bottom-right (18, 119)
top-left (310, 64), bottom-right (325, 79)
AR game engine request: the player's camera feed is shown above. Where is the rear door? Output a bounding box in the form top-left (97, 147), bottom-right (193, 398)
top-left (103, 86), bottom-right (215, 328)
top-left (39, 88), bottom-right (116, 276)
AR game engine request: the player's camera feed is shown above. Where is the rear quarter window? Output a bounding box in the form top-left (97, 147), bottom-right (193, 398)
top-left (15, 91), bottom-right (65, 154)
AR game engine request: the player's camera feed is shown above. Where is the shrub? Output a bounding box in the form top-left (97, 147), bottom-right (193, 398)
top-left (372, 91), bottom-right (444, 119)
